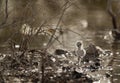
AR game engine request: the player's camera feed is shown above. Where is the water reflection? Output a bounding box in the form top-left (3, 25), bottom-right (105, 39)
top-left (0, 0), bottom-right (120, 82)
top-left (110, 41), bottom-right (120, 83)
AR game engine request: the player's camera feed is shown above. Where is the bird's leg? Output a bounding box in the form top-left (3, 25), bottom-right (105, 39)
top-left (78, 57), bottom-right (81, 67)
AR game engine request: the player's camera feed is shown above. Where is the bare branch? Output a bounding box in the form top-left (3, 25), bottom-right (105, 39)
top-left (107, 0), bottom-right (117, 29)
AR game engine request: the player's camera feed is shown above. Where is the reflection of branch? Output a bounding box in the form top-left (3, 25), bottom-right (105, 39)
top-left (107, 0), bottom-right (117, 29)
top-left (0, 0), bottom-right (8, 26)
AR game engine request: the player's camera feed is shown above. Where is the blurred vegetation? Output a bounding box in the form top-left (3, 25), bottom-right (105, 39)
top-left (0, 0), bottom-right (120, 49)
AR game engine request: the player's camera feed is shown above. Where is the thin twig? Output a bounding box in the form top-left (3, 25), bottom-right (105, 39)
top-left (46, 1), bottom-right (69, 49)
top-left (35, 21), bottom-right (46, 36)
top-left (46, 33), bottom-right (64, 47)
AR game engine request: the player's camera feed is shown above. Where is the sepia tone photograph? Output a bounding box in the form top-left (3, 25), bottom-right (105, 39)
top-left (0, 0), bottom-right (120, 83)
